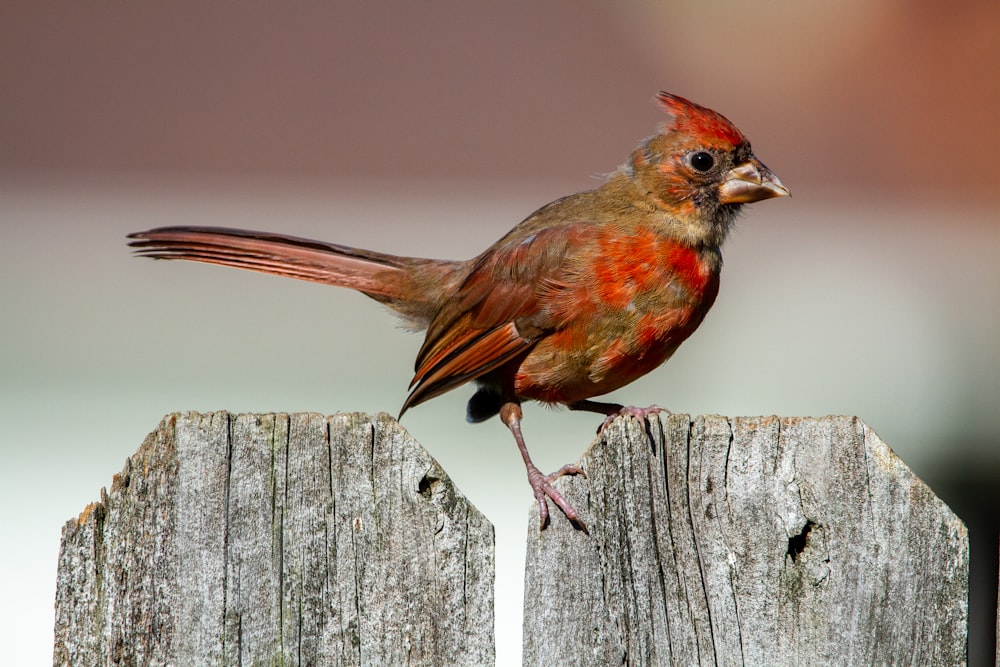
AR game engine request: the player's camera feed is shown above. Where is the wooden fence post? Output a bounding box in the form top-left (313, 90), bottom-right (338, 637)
top-left (53, 412), bottom-right (495, 666)
top-left (522, 414), bottom-right (969, 665)
top-left (54, 412), bottom-right (974, 665)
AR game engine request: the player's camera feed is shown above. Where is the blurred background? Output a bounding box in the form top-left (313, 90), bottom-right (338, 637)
top-left (3, 1), bottom-right (998, 664)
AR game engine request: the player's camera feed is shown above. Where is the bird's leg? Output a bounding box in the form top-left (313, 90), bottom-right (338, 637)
top-left (499, 401), bottom-right (587, 531)
top-left (568, 399), bottom-right (670, 434)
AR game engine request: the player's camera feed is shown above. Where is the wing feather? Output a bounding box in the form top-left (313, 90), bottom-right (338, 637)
top-left (400, 222), bottom-right (590, 414)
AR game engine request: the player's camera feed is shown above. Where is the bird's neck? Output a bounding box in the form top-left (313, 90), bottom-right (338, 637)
top-left (599, 172), bottom-right (734, 252)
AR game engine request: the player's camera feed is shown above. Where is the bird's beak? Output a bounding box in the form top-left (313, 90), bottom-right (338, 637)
top-left (717, 156), bottom-right (789, 205)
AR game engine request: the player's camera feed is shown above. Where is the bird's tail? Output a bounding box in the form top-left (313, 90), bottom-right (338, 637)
top-left (127, 226), bottom-right (460, 327)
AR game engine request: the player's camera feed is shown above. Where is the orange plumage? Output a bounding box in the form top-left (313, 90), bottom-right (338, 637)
top-left (128, 92), bottom-right (788, 529)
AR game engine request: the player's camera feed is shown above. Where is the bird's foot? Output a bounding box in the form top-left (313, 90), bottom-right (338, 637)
top-left (597, 404), bottom-right (670, 434)
top-left (526, 462), bottom-right (588, 532)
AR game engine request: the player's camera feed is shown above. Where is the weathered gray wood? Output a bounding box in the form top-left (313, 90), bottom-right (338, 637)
top-left (523, 414), bottom-right (969, 666)
top-left (53, 411), bottom-right (495, 666)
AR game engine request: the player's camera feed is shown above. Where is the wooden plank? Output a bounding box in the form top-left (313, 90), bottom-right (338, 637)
top-left (53, 411), bottom-right (494, 666)
top-left (523, 414), bottom-right (968, 666)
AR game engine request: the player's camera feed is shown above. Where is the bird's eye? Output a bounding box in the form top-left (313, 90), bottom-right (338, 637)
top-left (689, 151), bottom-right (715, 172)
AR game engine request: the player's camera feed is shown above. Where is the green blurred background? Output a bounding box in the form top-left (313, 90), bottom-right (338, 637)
top-left (3, 2), bottom-right (999, 664)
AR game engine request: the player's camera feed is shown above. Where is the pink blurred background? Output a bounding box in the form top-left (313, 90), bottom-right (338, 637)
top-left (3, 2), bottom-right (998, 663)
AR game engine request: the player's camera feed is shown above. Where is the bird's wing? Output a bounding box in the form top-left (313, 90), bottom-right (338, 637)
top-left (399, 222), bottom-right (590, 414)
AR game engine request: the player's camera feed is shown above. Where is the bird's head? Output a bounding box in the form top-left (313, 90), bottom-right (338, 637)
top-left (625, 91), bottom-right (788, 246)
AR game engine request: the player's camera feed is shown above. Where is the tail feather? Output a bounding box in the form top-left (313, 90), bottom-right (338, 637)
top-left (128, 226), bottom-right (459, 326)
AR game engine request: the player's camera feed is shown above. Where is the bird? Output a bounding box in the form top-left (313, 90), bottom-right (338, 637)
top-left (128, 91), bottom-right (788, 530)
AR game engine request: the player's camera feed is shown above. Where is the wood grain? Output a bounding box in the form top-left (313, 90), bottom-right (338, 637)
top-left (523, 414), bottom-right (968, 666)
top-left (53, 411), bottom-right (494, 666)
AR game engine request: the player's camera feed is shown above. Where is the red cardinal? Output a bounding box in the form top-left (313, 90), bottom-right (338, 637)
top-left (129, 92), bottom-right (787, 529)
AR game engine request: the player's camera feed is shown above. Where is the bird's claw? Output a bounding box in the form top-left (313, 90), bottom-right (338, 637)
top-left (549, 463), bottom-right (586, 480)
top-left (597, 404), bottom-right (670, 434)
top-left (527, 464), bottom-right (588, 533)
